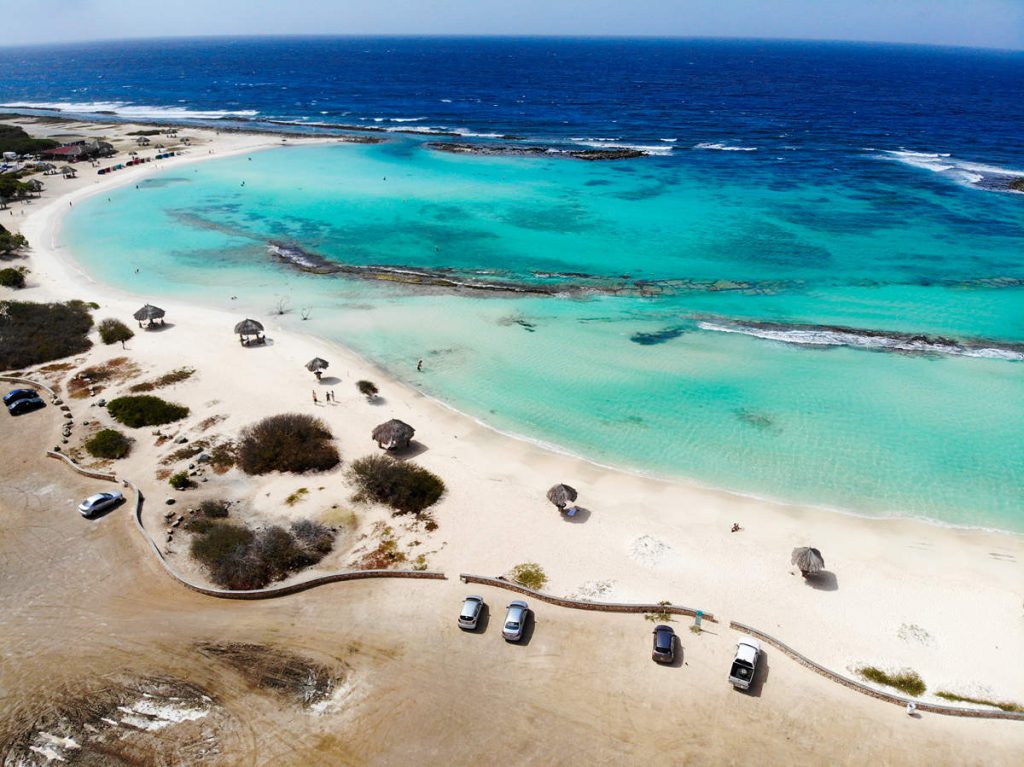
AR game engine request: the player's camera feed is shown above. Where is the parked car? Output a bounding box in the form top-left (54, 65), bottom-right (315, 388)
top-left (7, 396), bottom-right (45, 416)
top-left (652, 624), bottom-right (676, 663)
top-left (458, 595), bottom-right (485, 630)
top-left (78, 490), bottom-right (125, 518)
top-left (502, 600), bottom-right (529, 642)
top-left (3, 388), bottom-right (38, 406)
top-left (729, 636), bottom-right (762, 690)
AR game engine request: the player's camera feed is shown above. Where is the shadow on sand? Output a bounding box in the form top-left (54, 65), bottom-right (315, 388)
top-left (805, 571), bottom-right (838, 592)
top-left (742, 649), bottom-right (770, 698)
top-left (560, 506), bottom-right (592, 524)
top-left (389, 441), bottom-right (429, 460)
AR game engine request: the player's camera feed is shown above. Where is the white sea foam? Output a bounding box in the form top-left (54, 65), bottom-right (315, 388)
top-left (659, 138), bottom-right (677, 143)
top-left (877, 149), bottom-right (1022, 192)
top-left (693, 141), bottom-right (757, 152)
top-left (572, 139), bottom-right (673, 156)
top-left (698, 320), bottom-right (1024, 361)
top-left (373, 116), bottom-right (427, 123)
top-left (0, 100), bottom-right (258, 120)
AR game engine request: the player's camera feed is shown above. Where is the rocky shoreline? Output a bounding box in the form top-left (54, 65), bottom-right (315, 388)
top-left (426, 142), bottom-right (648, 161)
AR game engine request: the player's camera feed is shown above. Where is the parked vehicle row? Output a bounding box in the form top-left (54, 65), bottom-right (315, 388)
top-left (457, 595), bottom-right (761, 690)
top-left (4, 388), bottom-right (45, 416)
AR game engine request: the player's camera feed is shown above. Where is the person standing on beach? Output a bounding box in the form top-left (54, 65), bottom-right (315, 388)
top-left (312, 390), bottom-right (318, 405)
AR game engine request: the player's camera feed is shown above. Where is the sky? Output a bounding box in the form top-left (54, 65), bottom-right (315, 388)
top-left (0, 0), bottom-right (1022, 50)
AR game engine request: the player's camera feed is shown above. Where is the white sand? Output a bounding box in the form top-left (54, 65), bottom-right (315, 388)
top-left (4, 117), bottom-right (1023, 710)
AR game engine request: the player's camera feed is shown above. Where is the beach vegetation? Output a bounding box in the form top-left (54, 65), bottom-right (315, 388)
top-left (0, 124), bottom-right (59, 155)
top-left (353, 523), bottom-right (406, 569)
top-left (189, 519), bottom-right (335, 590)
top-left (508, 562), bottom-right (548, 591)
top-left (285, 487), bottom-right (309, 506)
top-left (97, 317), bottom-right (134, 348)
top-left (348, 454), bottom-right (445, 514)
top-left (0, 266), bottom-right (26, 288)
top-left (934, 691), bottom-right (1022, 712)
top-left (84, 428), bottom-right (132, 459)
top-left (169, 470), bottom-right (193, 490)
top-left (126, 129), bottom-right (164, 136)
top-left (200, 499), bottom-right (231, 518)
top-left (0, 299), bottom-right (93, 369)
top-left (857, 666), bottom-right (926, 697)
top-left (129, 366), bottom-right (195, 392)
top-left (0, 175), bottom-right (36, 203)
top-left (0, 225), bottom-right (29, 258)
top-left (237, 413), bottom-right (340, 475)
top-left (644, 601), bottom-right (674, 623)
top-left (108, 394), bottom-right (189, 428)
top-left (356, 380), bottom-right (378, 399)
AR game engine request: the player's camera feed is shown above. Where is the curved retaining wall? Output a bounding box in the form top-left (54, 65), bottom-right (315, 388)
top-left (460, 573), bottom-right (716, 622)
top-left (0, 374), bottom-right (58, 400)
top-left (729, 620), bottom-right (1024, 721)
top-left (47, 450), bottom-right (118, 481)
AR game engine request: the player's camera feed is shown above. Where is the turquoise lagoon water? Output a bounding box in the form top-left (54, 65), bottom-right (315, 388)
top-left (62, 141), bottom-right (1024, 530)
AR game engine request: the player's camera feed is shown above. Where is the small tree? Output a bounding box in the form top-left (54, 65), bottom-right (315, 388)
top-left (348, 454), bottom-right (445, 514)
top-left (356, 380), bottom-right (378, 400)
top-left (108, 395), bottom-right (189, 427)
top-left (98, 318), bottom-right (135, 349)
top-left (0, 267), bottom-right (26, 289)
top-left (169, 471), bottom-right (193, 490)
top-left (84, 428), bottom-right (131, 459)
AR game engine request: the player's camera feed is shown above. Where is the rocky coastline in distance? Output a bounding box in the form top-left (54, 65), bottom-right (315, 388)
top-left (426, 141), bottom-right (647, 161)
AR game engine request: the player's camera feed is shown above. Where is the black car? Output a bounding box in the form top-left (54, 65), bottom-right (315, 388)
top-left (652, 624), bottom-right (676, 663)
top-left (3, 388), bottom-right (38, 406)
top-left (7, 397), bottom-right (45, 416)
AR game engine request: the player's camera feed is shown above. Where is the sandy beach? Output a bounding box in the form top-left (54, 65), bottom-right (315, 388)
top-left (1, 116), bottom-right (1022, 763)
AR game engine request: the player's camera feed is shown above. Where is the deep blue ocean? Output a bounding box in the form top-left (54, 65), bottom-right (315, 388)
top-left (2, 37), bottom-right (1022, 528)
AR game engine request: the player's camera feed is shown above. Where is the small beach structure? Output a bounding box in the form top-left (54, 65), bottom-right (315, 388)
top-left (372, 419), bottom-right (415, 450)
top-left (546, 483), bottom-right (578, 511)
top-left (305, 357), bottom-right (329, 379)
top-left (60, 165), bottom-right (77, 179)
top-left (133, 303), bottom-right (166, 328)
top-left (791, 547), bottom-right (825, 577)
top-left (234, 318), bottom-right (265, 346)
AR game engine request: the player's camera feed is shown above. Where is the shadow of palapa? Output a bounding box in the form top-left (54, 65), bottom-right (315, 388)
top-left (805, 570), bottom-right (838, 592)
top-left (560, 506), bottom-right (592, 524)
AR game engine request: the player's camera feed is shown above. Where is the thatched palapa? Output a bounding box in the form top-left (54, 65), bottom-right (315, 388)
top-left (372, 419), bottom-right (415, 450)
top-left (305, 357), bottom-right (329, 379)
top-left (133, 303), bottom-right (166, 328)
top-left (234, 318), bottom-right (265, 345)
top-left (546, 483), bottom-right (578, 510)
top-left (791, 546), bottom-right (825, 577)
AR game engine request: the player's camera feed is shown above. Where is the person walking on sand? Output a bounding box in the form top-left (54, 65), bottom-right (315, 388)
top-left (330, 390), bottom-right (336, 403)
top-left (312, 390), bottom-right (318, 405)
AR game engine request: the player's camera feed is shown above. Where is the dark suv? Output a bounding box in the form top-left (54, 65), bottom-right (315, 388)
top-left (3, 388), bottom-right (39, 406)
top-left (652, 625), bottom-right (676, 663)
top-left (7, 396), bottom-right (45, 416)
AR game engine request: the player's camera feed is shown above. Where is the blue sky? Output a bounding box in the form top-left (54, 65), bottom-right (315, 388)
top-left (1, 0), bottom-right (1022, 49)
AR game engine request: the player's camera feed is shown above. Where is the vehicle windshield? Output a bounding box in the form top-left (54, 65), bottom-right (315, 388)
top-left (506, 621), bottom-right (519, 630)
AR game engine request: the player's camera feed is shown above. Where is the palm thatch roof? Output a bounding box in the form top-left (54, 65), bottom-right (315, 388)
top-left (305, 357), bottom-right (329, 373)
top-left (133, 303), bottom-right (165, 322)
top-left (546, 483), bottom-right (578, 509)
top-left (791, 547), bottom-right (825, 576)
top-left (234, 318), bottom-right (264, 336)
top-left (372, 419), bottom-right (415, 450)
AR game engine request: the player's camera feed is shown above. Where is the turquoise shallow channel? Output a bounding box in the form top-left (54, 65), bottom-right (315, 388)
top-left (63, 140), bottom-right (1024, 530)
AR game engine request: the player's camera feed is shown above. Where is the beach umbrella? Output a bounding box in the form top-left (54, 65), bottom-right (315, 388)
top-left (133, 303), bottom-right (165, 323)
top-left (305, 357), bottom-right (329, 379)
top-left (791, 547), bottom-right (825, 577)
top-left (546, 483), bottom-right (578, 510)
top-left (372, 419), bottom-right (416, 451)
top-left (234, 318), bottom-right (264, 336)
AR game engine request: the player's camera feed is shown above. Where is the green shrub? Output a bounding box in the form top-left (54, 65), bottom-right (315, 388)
top-left (169, 471), bottom-right (193, 490)
top-left (0, 267), bottom-right (25, 288)
top-left (348, 454), bottom-right (445, 514)
top-left (356, 380), bottom-right (378, 398)
top-left (935, 691), bottom-right (1023, 712)
top-left (0, 224), bottom-right (29, 258)
top-left (98, 318), bottom-right (134, 347)
top-left (508, 562), bottom-right (547, 591)
top-left (0, 124), bottom-right (60, 155)
top-left (199, 499), bottom-right (230, 518)
top-left (0, 300), bottom-right (93, 369)
top-left (189, 519), bottom-right (335, 590)
top-left (84, 428), bottom-right (131, 459)
top-left (107, 395), bottom-right (189, 428)
top-left (857, 667), bottom-right (926, 697)
top-left (237, 413), bottom-right (340, 475)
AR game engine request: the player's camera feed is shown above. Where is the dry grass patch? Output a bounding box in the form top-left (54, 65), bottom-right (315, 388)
top-left (68, 356), bottom-right (141, 399)
top-left (129, 366), bottom-right (195, 393)
top-left (856, 666), bottom-right (926, 697)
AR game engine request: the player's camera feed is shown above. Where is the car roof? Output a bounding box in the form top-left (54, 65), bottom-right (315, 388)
top-left (508, 600), bottom-right (528, 608)
top-left (654, 624), bottom-right (674, 633)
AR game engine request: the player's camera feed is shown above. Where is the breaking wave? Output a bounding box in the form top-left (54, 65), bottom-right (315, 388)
top-left (0, 100), bottom-right (258, 120)
top-left (693, 142), bottom-right (757, 152)
top-left (876, 149), bottom-right (1023, 193)
top-left (697, 318), bottom-right (1024, 361)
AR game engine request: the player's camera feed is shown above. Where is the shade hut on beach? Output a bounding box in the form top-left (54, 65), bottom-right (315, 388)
top-left (372, 419), bottom-right (415, 451)
top-left (791, 547), bottom-right (825, 577)
top-left (234, 318), bottom-right (265, 345)
top-left (546, 483), bottom-right (578, 510)
top-left (133, 303), bottom-right (165, 328)
top-left (305, 357), bottom-right (329, 379)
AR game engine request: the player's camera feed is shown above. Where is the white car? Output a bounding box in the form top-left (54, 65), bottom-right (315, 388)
top-left (78, 490), bottom-right (124, 518)
top-left (502, 600), bottom-right (529, 642)
top-left (729, 636), bottom-right (762, 690)
top-left (458, 595), bottom-right (484, 630)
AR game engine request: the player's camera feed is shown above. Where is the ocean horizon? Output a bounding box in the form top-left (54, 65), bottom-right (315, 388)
top-left (4, 36), bottom-right (1021, 530)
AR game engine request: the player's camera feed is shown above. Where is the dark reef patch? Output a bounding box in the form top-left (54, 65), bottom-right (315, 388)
top-left (630, 326), bottom-right (687, 345)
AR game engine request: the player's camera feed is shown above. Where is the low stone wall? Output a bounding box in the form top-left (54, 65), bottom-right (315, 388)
top-left (729, 621), bottom-right (1024, 721)
top-left (46, 450), bottom-right (118, 482)
top-left (460, 573), bottom-right (716, 622)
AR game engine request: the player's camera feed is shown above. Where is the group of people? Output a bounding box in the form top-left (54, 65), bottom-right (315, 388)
top-left (312, 389), bottom-right (336, 404)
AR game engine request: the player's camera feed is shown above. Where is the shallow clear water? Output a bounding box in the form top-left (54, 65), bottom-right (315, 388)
top-left (62, 139), bottom-right (1024, 530)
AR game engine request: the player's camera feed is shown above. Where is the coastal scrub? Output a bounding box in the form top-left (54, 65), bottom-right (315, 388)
top-left (98, 318), bottom-right (135, 348)
top-left (84, 428), bottom-right (132, 459)
top-left (348, 454), bottom-right (445, 514)
top-left (0, 300), bottom-right (93, 369)
top-left (107, 394), bottom-right (190, 427)
top-left (508, 562), bottom-right (548, 591)
top-left (856, 666), bottom-right (926, 697)
top-left (0, 267), bottom-right (26, 289)
top-left (237, 413), bottom-right (340, 475)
